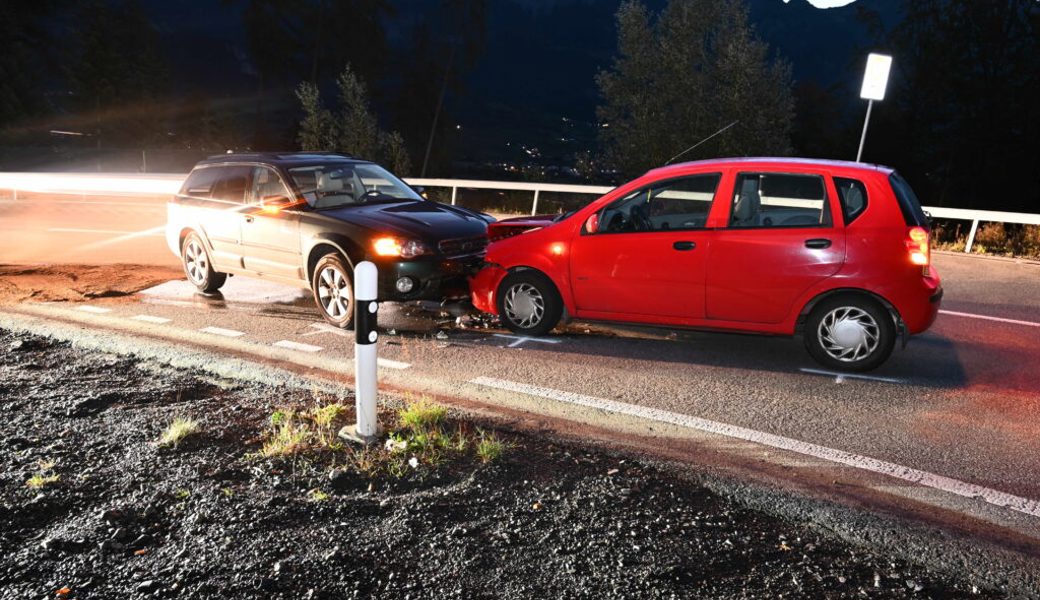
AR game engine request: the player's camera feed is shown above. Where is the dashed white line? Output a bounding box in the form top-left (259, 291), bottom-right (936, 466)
top-left (939, 309), bottom-right (1040, 328)
top-left (199, 326), bottom-right (245, 338)
top-left (301, 322), bottom-right (351, 338)
top-left (799, 368), bottom-right (905, 384)
top-left (273, 340), bottom-right (323, 353)
top-left (470, 376), bottom-right (1040, 519)
top-left (131, 315), bottom-right (171, 324)
top-left (76, 305), bottom-right (111, 314)
top-left (493, 334), bottom-right (562, 347)
top-left (377, 358), bottom-right (411, 370)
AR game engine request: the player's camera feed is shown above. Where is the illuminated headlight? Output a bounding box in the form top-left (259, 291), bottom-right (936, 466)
top-left (395, 277), bottom-right (416, 293)
top-left (373, 237), bottom-right (432, 258)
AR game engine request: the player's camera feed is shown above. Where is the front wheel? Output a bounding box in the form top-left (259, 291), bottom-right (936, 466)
top-left (804, 296), bottom-right (895, 372)
top-left (496, 270), bottom-right (563, 336)
top-left (181, 233), bottom-right (226, 293)
top-left (312, 253), bottom-right (354, 329)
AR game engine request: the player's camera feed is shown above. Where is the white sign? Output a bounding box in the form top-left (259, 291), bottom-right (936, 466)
top-left (860, 53), bottom-right (893, 101)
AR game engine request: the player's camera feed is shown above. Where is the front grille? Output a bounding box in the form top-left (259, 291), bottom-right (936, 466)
top-left (438, 235), bottom-right (488, 257)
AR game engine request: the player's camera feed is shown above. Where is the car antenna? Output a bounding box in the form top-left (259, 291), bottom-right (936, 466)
top-left (664, 120), bottom-right (739, 165)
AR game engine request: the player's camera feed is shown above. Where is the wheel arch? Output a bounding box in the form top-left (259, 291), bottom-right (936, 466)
top-left (796, 287), bottom-right (905, 339)
top-left (304, 237), bottom-right (361, 285)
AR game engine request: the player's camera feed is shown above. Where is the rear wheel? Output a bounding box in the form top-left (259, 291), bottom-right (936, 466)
top-left (312, 253), bottom-right (354, 329)
top-left (181, 232), bottom-right (226, 293)
top-left (804, 295), bottom-right (895, 372)
top-left (497, 270), bottom-right (563, 336)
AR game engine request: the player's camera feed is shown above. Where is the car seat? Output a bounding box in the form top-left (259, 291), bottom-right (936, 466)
top-left (732, 178), bottom-right (761, 226)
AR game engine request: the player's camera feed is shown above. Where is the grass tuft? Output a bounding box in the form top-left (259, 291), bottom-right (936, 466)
top-left (158, 416), bottom-right (201, 448)
top-left (476, 430), bottom-right (507, 464)
top-left (397, 400), bottom-right (447, 432)
top-left (25, 460), bottom-right (60, 489)
top-left (261, 412), bottom-right (310, 458)
top-left (307, 488), bottom-right (330, 502)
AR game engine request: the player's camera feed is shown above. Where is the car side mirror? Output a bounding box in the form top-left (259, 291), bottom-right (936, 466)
top-left (412, 185), bottom-right (429, 200)
top-left (261, 195), bottom-right (293, 212)
top-left (584, 213), bottom-right (600, 234)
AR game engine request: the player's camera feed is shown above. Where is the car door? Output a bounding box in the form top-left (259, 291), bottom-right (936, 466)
top-left (569, 173), bottom-right (721, 321)
top-left (705, 170), bottom-right (846, 324)
top-left (187, 165), bottom-right (251, 270)
top-left (240, 166), bottom-right (303, 281)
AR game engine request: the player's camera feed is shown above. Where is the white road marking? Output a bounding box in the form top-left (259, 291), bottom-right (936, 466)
top-left (799, 368), bottom-right (905, 384)
top-left (199, 326), bottom-right (245, 338)
top-left (377, 358), bottom-right (412, 370)
top-left (301, 322), bottom-right (351, 338)
top-left (493, 334), bottom-right (562, 347)
top-left (470, 376), bottom-right (1040, 519)
top-left (76, 305), bottom-right (111, 314)
top-left (939, 309), bottom-right (1040, 328)
top-left (273, 340), bottom-right (323, 353)
top-left (47, 227), bottom-right (163, 236)
top-left (131, 315), bottom-right (171, 324)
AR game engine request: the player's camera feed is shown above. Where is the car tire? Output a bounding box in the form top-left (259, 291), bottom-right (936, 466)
top-left (804, 295), bottom-right (895, 372)
top-left (497, 270), bottom-right (563, 336)
top-left (312, 253), bottom-right (355, 329)
top-left (181, 232), bottom-right (226, 293)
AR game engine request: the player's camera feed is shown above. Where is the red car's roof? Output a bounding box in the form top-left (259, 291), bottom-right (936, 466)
top-left (647, 157), bottom-right (894, 178)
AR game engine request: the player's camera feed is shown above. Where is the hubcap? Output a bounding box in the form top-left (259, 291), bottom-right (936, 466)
top-left (317, 266), bottom-right (351, 319)
top-left (504, 283), bottom-right (544, 329)
top-left (184, 240), bottom-right (207, 285)
top-left (817, 306), bottom-right (880, 362)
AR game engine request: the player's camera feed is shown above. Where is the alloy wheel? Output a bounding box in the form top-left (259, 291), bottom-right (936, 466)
top-left (317, 265), bottom-right (351, 319)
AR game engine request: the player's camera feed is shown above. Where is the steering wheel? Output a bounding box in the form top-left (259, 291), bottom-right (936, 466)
top-left (357, 189), bottom-right (386, 203)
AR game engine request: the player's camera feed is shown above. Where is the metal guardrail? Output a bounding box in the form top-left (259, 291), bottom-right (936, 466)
top-left (2, 172), bottom-right (1038, 254)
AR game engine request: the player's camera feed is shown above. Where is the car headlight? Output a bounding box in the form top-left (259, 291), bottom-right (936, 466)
top-left (372, 237), bottom-right (431, 259)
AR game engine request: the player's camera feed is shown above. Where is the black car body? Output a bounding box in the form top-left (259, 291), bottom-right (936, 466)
top-left (166, 152), bottom-right (491, 326)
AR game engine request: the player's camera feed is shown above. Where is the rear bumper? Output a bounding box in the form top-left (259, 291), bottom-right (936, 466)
top-left (899, 272), bottom-right (942, 334)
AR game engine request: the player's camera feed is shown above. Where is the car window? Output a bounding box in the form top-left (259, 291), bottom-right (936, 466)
top-left (251, 167), bottom-right (292, 205)
top-left (597, 173), bottom-right (720, 233)
top-left (209, 166), bottom-right (253, 204)
top-left (729, 172), bottom-right (831, 228)
top-left (833, 176), bottom-right (868, 224)
top-left (888, 172), bottom-right (929, 227)
top-left (288, 163), bottom-right (422, 210)
top-left (180, 167), bottom-right (222, 199)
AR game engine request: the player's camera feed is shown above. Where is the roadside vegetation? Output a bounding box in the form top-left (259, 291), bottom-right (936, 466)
top-left (157, 416), bottom-right (200, 448)
top-left (932, 221), bottom-right (1040, 259)
top-left (25, 460), bottom-right (60, 489)
top-left (254, 396), bottom-right (508, 481)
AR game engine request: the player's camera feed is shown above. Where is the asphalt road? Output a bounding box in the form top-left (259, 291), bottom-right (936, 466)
top-left (3, 188), bottom-right (1040, 547)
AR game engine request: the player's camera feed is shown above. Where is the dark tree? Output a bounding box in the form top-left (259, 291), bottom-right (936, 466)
top-left (597, 0), bottom-right (794, 178)
top-left (862, 0), bottom-right (1040, 212)
top-left (0, 1), bottom-right (66, 135)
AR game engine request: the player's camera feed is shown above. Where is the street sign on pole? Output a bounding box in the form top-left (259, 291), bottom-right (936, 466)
top-left (856, 53), bottom-right (893, 162)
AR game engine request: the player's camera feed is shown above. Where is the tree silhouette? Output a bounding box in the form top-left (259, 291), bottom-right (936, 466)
top-left (597, 0), bottom-right (793, 178)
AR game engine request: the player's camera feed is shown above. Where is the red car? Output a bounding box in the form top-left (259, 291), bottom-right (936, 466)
top-left (471, 158), bottom-right (942, 371)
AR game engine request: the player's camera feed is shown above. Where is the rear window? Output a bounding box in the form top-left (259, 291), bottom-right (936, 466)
top-left (180, 167), bottom-right (221, 198)
top-left (210, 166), bottom-right (252, 203)
top-left (888, 172), bottom-right (928, 227)
top-left (833, 176), bottom-right (868, 224)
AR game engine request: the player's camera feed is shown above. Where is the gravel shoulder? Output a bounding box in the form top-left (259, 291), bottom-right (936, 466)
top-left (0, 327), bottom-right (1009, 599)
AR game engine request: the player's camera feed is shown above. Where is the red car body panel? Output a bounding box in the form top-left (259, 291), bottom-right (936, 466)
top-left (471, 158), bottom-right (941, 337)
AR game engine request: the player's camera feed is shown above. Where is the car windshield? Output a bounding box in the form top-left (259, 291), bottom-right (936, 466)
top-left (288, 163), bottom-right (423, 210)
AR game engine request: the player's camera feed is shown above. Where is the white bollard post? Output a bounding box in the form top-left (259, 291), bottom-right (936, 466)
top-left (339, 261), bottom-right (383, 444)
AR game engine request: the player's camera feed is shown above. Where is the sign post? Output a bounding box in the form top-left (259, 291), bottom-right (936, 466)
top-left (339, 261), bottom-right (383, 445)
top-left (856, 53), bottom-right (893, 163)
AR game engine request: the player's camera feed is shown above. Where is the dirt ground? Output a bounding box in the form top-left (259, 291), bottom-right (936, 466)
top-left (0, 264), bottom-right (182, 304)
top-left (0, 327), bottom-right (1001, 599)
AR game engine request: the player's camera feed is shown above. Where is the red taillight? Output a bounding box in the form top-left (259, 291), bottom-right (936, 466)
top-left (906, 226), bottom-right (930, 266)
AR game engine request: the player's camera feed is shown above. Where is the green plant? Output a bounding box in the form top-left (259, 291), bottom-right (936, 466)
top-left (307, 488), bottom-right (330, 502)
top-left (476, 431), bottom-right (507, 464)
top-left (174, 488), bottom-right (191, 500)
top-left (262, 413), bottom-right (310, 458)
top-left (25, 460), bottom-right (59, 489)
top-left (158, 416), bottom-right (200, 448)
top-left (397, 400), bottom-right (447, 432)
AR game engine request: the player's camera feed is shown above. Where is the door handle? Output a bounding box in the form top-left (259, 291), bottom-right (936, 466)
top-left (673, 241), bottom-right (696, 251)
top-left (805, 238), bottom-right (831, 249)
top-left (244, 215), bottom-right (254, 223)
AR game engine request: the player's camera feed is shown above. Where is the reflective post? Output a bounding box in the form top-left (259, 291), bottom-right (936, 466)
top-left (339, 261), bottom-right (383, 444)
